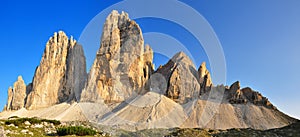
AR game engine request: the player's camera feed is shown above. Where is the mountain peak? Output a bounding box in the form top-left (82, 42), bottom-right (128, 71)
top-left (17, 75), bottom-right (23, 82)
top-left (198, 61), bottom-right (213, 94)
top-left (25, 31), bottom-right (87, 110)
top-left (172, 51), bottom-right (188, 59)
top-left (81, 10), bottom-right (153, 103)
top-left (170, 51), bottom-right (194, 67)
top-left (5, 76), bottom-right (26, 111)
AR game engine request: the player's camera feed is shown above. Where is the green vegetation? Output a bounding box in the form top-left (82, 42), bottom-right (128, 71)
top-left (169, 128), bottom-right (211, 137)
top-left (1, 117), bottom-right (299, 137)
top-left (0, 117), bottom-right (106, 137)
top-left (4, 117), bottom-right (60, 126)
top-left (56, 126), bottom-right (97, 136)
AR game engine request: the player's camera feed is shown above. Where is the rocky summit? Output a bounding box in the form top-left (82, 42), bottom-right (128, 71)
top-left (5, 31), bottom-right (87, 110)
top-left (80, 10), bottom-right (154, 103)
top-left (5, 76), bottom-right (26, 111)
top-left (1, 10), bottom-right (298, 133)
top-left (155, 51), bottom-right (201, 104)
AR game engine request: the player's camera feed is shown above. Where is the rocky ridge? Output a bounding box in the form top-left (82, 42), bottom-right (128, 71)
top-left (1, 10), bottom-right (297, 131)
top-left (226, 81), bottom-right (276, 109)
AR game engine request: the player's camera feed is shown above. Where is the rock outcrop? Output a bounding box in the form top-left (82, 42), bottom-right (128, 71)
top-left (227, 81), bottom-right (276, 109)
top-left (5, 76), bottom-right (27, 110)
top-left (80, 10), bottom-right (154, 103)
top-left (25, 31), bottom-right (87, 110)
top-left (198, 62), bottom-right (213, 94)
top-left (227, 81), bottom-right (247, 104)
top-left (155, 52), bottom-right (200, 104)
top-left (5, 87), bottom-right (13, 111)
top-left (241, 87), bottom-right (276, 109)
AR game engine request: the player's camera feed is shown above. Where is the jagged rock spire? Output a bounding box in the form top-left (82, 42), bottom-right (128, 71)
top-left (5, 76), bottom-right (26, 110)
top-left (25, 31), bottom-right (87, 110)
top-left (198, 62), bottom-right (213, 94)
top-left (80, 10), bottom-right (154, 103)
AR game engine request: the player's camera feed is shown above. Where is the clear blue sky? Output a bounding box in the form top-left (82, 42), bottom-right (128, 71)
top-left (0, 0), bottom-right (299, 119)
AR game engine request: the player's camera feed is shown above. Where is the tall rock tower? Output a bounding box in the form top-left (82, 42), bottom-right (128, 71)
top-left (25, 31), bottom-right (87, 110)
top-left (198, 62), bottom-right (213, 94)
top-left (81, 10), bottom-right (154, 103)
top-left (5, 76), bottom-right (27, 110)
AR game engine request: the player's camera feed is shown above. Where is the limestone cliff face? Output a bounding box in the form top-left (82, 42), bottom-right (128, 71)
top-left (198, 62), bottom-right (213, 94)
top-left (5, 87), bottom-right (13, 111)
top-left (61, 42), bottom-right (87, 102)
top-left (5, 76), bottom-right (26, 110)
top-left (80, 10), bottom-right (154, 103)
top-left (25, 31), bottom-right (86, 110)
top-left (155, 52), bottom-right (200, 104)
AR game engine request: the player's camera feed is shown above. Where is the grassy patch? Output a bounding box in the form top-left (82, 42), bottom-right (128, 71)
top-left (56, 126), bottom-right (97, 136)
top-left (169, 128), bottom-right (211, 137)
top-left (4, 117), bottom-right (60, 126)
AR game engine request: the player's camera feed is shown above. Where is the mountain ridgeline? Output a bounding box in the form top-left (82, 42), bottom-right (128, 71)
top-left (2, 10), bottom-right (297, 130)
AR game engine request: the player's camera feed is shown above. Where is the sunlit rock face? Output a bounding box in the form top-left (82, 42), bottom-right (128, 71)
top-left (198, 62), bottom-right (213, 94)
top-left (155, 52), bottom-right (201, 104)
top-left (5, 76), bottom-right (27, 110)
top-left (226, 81), bottom-right (276, 109)
top-left (25, 31), bottom-right (87, 110)
top-left (80, 10), bottom-right (154, 103)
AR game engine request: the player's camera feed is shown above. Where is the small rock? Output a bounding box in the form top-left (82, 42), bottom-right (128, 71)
top-left (21, 129), bottom-right (29, 134)
top-left (8, 124), bottom-right (15, 127)
top-left (5, 130), bottom-right (11, 134)
top-left (42, 122), bottom-right (48, 126)
top-left (45, 128), bottom-right (56, 134)
top-left (32, 124), bottom-right (43, 128)
top-left (49, 123), bottom-right (55, 128)
top-left (28, 132), bottom-right (34, 136)
top-left (24, 121), bottom-right (31, 126)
